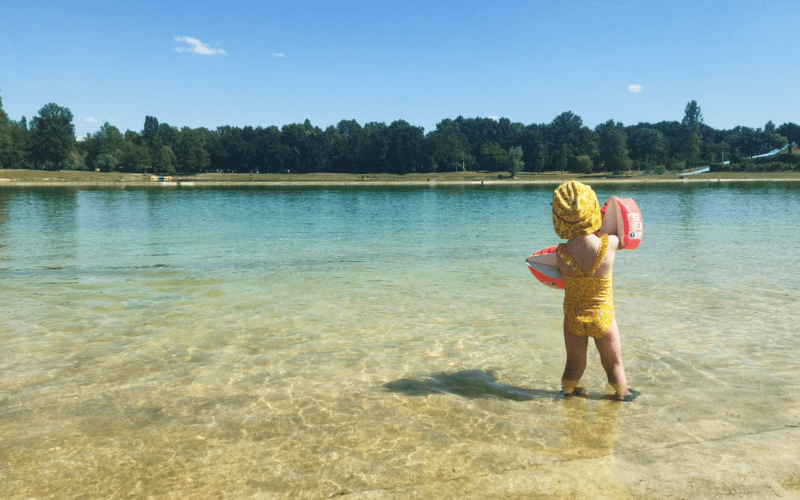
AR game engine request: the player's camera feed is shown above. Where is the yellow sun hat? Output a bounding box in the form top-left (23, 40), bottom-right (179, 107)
top-left (552, 180), bottom-right (602, 239)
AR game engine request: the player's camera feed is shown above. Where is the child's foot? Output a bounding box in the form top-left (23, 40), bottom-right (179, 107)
top-left (610, 389), bottom-right (640, 402)
top-left (562, 387), bottom-right (587, 399)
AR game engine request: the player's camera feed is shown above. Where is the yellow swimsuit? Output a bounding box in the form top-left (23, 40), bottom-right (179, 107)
top-left (557, 234), bottom-right (614, 338)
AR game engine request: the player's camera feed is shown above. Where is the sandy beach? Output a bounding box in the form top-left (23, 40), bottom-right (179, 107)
top-left (337, 428), bottom-right (800, 499)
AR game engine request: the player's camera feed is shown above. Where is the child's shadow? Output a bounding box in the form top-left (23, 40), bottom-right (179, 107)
top-left (384, 369), bottom-right (559, 401)
top-left (383, 369), bottom-right (638, 401)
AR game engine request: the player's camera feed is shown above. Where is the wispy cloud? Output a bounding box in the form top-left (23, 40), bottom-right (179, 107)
top-left (271, 52), bottom-right (286, 58)
top-left (627, 84), bottom-right (643, 93)
top-left (84, 117), bottom-right (118, 124)
top-left (174, 36), bottom-right (226, 56)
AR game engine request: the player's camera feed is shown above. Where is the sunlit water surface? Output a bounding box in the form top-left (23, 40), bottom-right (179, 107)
top-left (1, 182), bottom-right (799, 499)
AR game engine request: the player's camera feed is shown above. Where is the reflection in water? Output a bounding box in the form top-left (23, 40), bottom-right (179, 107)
top-left (559, 397), bottom-right (621, 458)
top-left (548, 397), bottom-right (626, 497)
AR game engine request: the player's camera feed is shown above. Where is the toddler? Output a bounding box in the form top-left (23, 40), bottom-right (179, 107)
top-left (552, 180), bottom-right (632, 401)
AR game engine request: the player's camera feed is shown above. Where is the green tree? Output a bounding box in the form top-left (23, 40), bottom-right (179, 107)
top-left (386, 120), bottom-right (425, 174)
top-left (142, 115), bottom-right (166, 168)
top-left (724, 125), bottom-right (782, 158)
top-left (158, 123), bottom-right (179, 149)
top-left (214, 125), bottom-right (252, 172)
top-left (87, 123), bottom-right (125, 171)
top-left (506, 146), bottom-right (524, 177)
top-left (679, 132), bottom-right (702, 169)
top-left (334, 119), bottom-right (366, 173)
top-left (251, 126), bottom-right (283, 173)
top-left (5, 118), bottom-right (31, 169)
top-left (280, 120), bottom-right (324, 173)
top-left (678, 101), bottom-right (704, 168)
top-left (29, 103), bottom-right (76, 170)
top-left (596, 120), bottom-right (632, 173)
top-left (429, 119), bottom-right (474, 172)
top-left (545, 112), bottom-right (599, 171)
top-left (66, 148), bottom-right (87, 170)
top-left (767, 131), bottom-right (788, 152)
top-left (498, 118), bottom-right (524, 150)
top-left (93, 152), bottom-right (120, 172)
top-left (0, 95), bottom-right (12, 168)
top-left (364, 122), bottom-right (391, 173)
top-left (777, 122), bottom-right (800, 152)
top-left (575, 154), bottom-right (593, 174)
top-left (174, 127), bottom-right (210, 173)
top-left (321, 125), bottom-right (346, 173)
top-left (626, 126), bottom-right (668, 168)
top-left (453, 116), bottom-right (499, 159)
top-left (553, 142), bottom-right (572, 174)
top-left (452, 116), bottom-right (524, 160)
top-left (519, 124), bottom-right (547, 173)
top-left (681, 100), bottom-right (704, 135)
top-left (478, 141), bottom-right (508, 170)
top-left (713, 141), bottom-right (731, 164)
top-left (650, 120), bottom-right (684, 158)
top-left (119, 131), bottom-right (152, 173)
top-left (152, 145), bottom-right (177, 174)
top-left (0, 95), bottom-right (8, 125)
top-left (142, 115), bottom-right (160, 147)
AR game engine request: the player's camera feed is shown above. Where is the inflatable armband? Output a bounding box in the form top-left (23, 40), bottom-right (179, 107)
top-left (525, 245), bottom-right (564, 289)
top-left (598, 196), bottom-right (642, 250)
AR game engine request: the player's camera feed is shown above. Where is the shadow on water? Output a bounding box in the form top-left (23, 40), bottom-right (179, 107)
top-left (384, 369), bottom-right (557, 400)
top-left (384, 369), bottom-right (639, 402)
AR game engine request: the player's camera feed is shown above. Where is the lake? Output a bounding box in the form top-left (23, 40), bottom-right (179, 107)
top-left (1, 181), bottom-right (799, 499)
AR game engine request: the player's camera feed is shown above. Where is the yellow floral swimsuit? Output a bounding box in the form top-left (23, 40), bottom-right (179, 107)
top-left (557, 234), bottom-right (614, 338)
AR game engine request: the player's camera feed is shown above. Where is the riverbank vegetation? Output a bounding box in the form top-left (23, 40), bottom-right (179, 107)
top-left (1, 95), bottom-right (799, 177)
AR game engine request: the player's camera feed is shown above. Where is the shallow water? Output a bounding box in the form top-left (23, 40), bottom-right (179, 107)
top-left (1, 182), bottom-right (799, 499)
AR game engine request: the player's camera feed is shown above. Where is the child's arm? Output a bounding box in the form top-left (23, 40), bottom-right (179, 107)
top-left (606, 234), bottom-right (621, 252)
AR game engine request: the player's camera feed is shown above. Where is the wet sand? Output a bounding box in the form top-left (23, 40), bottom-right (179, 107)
top-left (339, 427), bottom-right (800, 499)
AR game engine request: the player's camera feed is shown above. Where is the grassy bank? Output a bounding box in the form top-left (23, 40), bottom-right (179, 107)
top-left (2, 169), bottom-right (800, 185)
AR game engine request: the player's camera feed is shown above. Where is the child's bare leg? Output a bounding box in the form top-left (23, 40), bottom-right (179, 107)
top-left (594, 319), bottom-right (628, 398)
top-left (562, 320), bottom-right (588, 395)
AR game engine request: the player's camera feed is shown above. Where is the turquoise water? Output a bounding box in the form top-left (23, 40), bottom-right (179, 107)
top-left (1, 182), bottom-right (799, 498)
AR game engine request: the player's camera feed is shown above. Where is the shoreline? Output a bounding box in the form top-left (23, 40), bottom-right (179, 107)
top-left (4, 179), bottom-right (800, 188)
top-left (2, 169), bottom-right (799, 187)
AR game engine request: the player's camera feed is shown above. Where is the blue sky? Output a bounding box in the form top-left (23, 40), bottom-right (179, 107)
top-left (2, 0), bottom-right (798, 138)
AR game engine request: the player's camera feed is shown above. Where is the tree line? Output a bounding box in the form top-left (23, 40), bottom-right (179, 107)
top-left (1, 95), bottom-right (799, 176)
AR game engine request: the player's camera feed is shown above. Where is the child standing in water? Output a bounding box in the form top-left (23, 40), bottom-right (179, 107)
top-left (551, 180), bottom-right (632, 401)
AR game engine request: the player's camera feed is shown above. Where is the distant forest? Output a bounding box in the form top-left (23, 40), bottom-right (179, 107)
top-left (2, 96), bottom-right (799, 176)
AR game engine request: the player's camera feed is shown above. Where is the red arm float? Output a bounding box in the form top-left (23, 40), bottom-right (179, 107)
top-left (598, 196), bottom-right (643, 250)
top-left (525, 245), bottom-right (564, 290)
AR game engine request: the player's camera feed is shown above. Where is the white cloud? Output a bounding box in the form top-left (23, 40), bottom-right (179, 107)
top-left (271, 52), bottom-right (286, 58)
top-left (627, 84), bottom-right (643, 93)
top-left (85, 117), bottom-right (118, 125)
top-left (488, 115), bottom-right (499, 121)
top-left (174, 36), bottom-right (226, 56)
